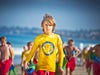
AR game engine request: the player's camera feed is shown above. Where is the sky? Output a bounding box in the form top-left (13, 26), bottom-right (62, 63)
top-left (0, 0), bottom-right (100, 30)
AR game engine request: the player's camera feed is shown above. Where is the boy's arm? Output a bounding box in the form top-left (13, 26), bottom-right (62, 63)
top-left (57, 35), bottom-right (64, 67)
top-left (57, 35), bottom-right (64, 74)
top-left (74, 47), bottom-right (81, 57)
top-left (25, 38), bottom-right (39, 64)
top-left (88, 47), bottom-right (94, 62)
top-left (21, 52), bottom-right (26, 67)
top-left (9, 47), bottom-right (14, 59)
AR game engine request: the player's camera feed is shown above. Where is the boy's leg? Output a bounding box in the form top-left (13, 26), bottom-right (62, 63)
top-left (66, 59), bottom-right (70, 75)
top-left (8, 70), bottom-right (12, 75)
top-left (70, 71), bottom-right (72, 75)
top-left (21, 66), bottom-right (24, 75)
top-left (66, 68), bottom-right (70, 75)
top-left (86, 60), bottom-right (92, 75)
top-left (13, 68), bottom-right (17, 75)
top-left (88, 67), bottom-right (91, 75)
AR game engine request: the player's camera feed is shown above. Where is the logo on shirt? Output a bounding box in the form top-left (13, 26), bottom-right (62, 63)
top-left (42, 41), bottom-right (54, 56)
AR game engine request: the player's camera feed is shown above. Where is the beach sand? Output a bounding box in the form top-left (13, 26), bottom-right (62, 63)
top-left (12, 65), bottom-right (93, 75)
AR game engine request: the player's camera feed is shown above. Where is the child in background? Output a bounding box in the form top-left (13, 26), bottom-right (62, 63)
top-left (21, 45), bottom-right (29, 75)
top-left (56, 42), bottom-right (67, 75)
top-left (82, 46), bottom-right (92, 75)
top-left (21, 41), bottom-right (37, 75)
top-left (8, 63), bottom-right (16, 75)
top-left (0, 36), bottom-right (14, 75)
top-left (64, 39), bottom-right (81, 75)
top-left (7, 42), bottom-right (16, 75)
top-left (25, 14), bottom-right (64, 75)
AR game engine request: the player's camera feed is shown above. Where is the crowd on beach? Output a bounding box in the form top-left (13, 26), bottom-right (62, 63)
top-left (0, 14), bottom-right (100, 75)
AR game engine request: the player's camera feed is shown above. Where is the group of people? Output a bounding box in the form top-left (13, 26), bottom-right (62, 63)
top-left (0, 14), bottom-right (100, 75)
top-left (82, 44), bottom-right (100, 75)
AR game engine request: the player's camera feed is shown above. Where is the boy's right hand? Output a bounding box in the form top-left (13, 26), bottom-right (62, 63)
top-left (58, 66), bottom-right (64, 75)
top-left (24, 62), bottom-right (28, 69)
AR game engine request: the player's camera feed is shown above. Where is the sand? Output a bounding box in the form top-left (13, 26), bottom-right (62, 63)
top-left (10, 65), bottom-right (93, 75)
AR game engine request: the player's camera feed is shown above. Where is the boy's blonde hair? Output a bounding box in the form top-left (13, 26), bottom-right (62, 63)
top-left (41, 14), bottom-right (56, 32)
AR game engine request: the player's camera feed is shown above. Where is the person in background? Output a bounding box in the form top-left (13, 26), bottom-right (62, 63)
top-left (25, 14), bottom-right (64, 75)
top-left (21, 44), bottom-right (29, 75)
top-left (56, 42), bottom-right (67, 75)
top-left (88, 44), bottom-right (100, 75)
top-left (7, 42), bottom-right (16, 75)
top-left (82, 46), bottom-right (92, 75)
top-left (64, 39), bottom-right (81, 75)
top-left (21, 41), bottom-right (34, 75)
top-left (21, 41), bottom-right (38, 75)
top-left (0, 36), bottom-right (14, 75)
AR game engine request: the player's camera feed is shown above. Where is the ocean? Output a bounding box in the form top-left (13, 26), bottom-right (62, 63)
top-left (0, 33), bottom-right (100, 65)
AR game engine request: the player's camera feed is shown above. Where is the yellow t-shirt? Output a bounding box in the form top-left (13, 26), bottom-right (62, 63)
top-left (25, 33), bottom-right (64, 72)
top-left (83, 50), bottom-right (89, 60)
top-left (22, 50), bottom-right (34, 61)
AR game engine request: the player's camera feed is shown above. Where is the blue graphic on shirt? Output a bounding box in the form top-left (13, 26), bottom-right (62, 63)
top-left (42, 41), bottom-right (54, 56)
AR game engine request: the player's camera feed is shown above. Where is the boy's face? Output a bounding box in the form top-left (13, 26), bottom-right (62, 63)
top-left (1, 39), bottom-right (6, 45)
top-left (43, 21), bottom-right (54, 34)
top-left (68, 42), bottom-right (74, 47)
top-left (28, 43), bottom-right (33, 49)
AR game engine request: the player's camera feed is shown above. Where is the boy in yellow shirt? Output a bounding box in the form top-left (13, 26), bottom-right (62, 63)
top-left (21, 41), bottom-right (35, 75)
top-left (25, 14), bottom-right (64, 75)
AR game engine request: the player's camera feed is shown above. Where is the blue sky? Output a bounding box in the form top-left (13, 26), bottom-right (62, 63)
top-left (0, 0), bottom-right (100, 30)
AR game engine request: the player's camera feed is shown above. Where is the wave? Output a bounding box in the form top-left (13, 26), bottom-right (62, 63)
top-left (79, 43), bottom-right (95, 51)
top-left (13, 47), bottom-right (24, 55)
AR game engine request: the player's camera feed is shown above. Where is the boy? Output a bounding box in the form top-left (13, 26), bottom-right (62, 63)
top-left (64, 39), bottom-right (81, 75)
top-left (21, 41), bottom-right (36, 75)
top-left (25, 14), bottom-right (64, 75)
top-left (82, 46), bottom-right (92, 75)
top-left (0, 36), bottom-right (14, 75)
top-left (7, 42), bottom-right (16, 75)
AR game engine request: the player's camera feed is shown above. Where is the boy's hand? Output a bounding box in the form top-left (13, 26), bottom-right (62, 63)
top-left (58, 66), bottom-right (64, 75)
top-left (24, 62), bottom-right (28, 69)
